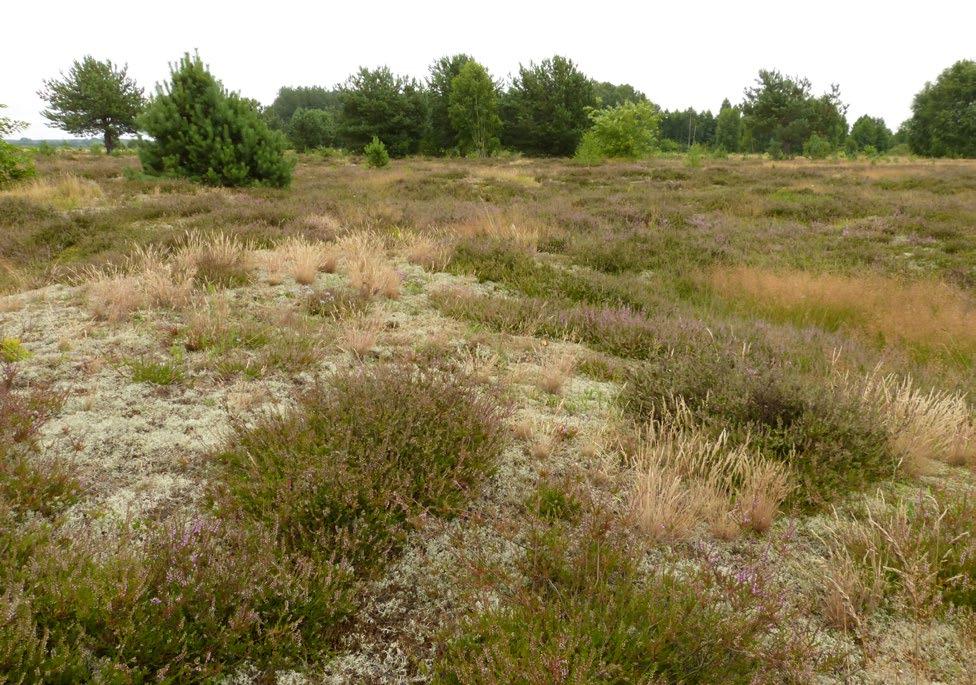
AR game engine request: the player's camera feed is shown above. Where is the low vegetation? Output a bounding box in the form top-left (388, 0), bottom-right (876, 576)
top-left (1, 152), bottom-right (974, 682)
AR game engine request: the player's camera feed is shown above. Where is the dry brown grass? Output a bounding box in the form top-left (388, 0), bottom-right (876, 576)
top-left (838, 367), bottom-right (976, 473)
top-left (174, 232), bottom-right (252, 287)
top-left (281, 238), bottom-right (334, 285)
top-left (2, 174), bottom-right (104, 210)
top-left (84, 246), bottom-right (194, 321)
top-left (708, 266), bottom-right (976, 364)
top-left (399, 231), bottom-right (451, 272)
top-left (335, 233), bottom-right (401, 299)
top-left (450, 210), bottom-right (551, 253)
top-left (623, 402), bottom-right (792, 541)
top-left (339, 314), bottom-right (383, 358)
top-left (534, 351), bottom-right (576, 396)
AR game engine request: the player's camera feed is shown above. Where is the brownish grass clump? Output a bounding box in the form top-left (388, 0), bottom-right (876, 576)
top-left (623, 402), bottom-right (792, 541)
top-left (707, 266), bottom-right (976, 365)
top-left (335, 233), bottom-right (400, 299)
top-left (175, 232), bottom-right (251, 288)
top-left (399, 231), bottom-right (451, 272)
top-left (836, 367), bottom-right (976, 473)
top-left (1, 174), bottom-right (104, 210)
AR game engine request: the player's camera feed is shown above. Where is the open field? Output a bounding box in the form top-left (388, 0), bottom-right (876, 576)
top-left (2, 152), bottom-right (976, 683)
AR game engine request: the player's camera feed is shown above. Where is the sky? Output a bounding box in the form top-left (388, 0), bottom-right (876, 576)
top-left (2, 0), bottom-right (974, 139)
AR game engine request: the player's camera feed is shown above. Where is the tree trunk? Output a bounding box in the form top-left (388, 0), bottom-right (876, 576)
top-left (103, 129), bottom-right (117, 155)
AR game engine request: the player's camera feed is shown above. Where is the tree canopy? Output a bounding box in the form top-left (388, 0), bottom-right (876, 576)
top-left (501, 56), bottom-right (595, 156)
top-left (266, 86), bottom-right (341, 129)
top-left (577, 100), bottom-right (660, 160)
top-left (38, 56), bottom-right (144, 154)
top-left (138, 53), bottom-right (292, 187)
top-left (740, 70), bottom-right (848, 156)
top-left (714, 99), bottom-right (743, 152)
top-left (427, 54), bottom-right (474, 153)
top-left (907, 60), bottom-right (976, 158)
top-left (448, 61), bottom-right (501, 156)
top-left (338, 67), bottom-right (428, 157)
top-left (849, 115), bottom-right (892, 152)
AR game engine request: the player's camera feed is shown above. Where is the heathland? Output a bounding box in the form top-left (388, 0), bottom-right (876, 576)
top-left (1, 151), bottom-right (975, 682)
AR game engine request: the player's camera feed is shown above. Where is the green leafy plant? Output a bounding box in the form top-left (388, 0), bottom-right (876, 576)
top-left (576, 100), bottom-right (660, 160)
top-left (363, 135), bottom-right (390, 168)
top-left (0, 338), bottom-right (31, 363)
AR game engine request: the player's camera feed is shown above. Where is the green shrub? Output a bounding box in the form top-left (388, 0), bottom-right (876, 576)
top-left (0, 142), bottom-right (35, 188)
top-left (0, 338), bottom-right (31, 363)
top-left (575, 100), bottom-right (659, 160)
top-left (138, 53), bottom-right (293, 187)
top-left (363, 135), bottom-right (390, 168)
top-left (803, 133), bottom-right (833, 159)
top-left (287, 107), bottom-right (336, 152)
top-left (433, 524), bottom-right (792, 683)
top-left (621, 344), bottom-right (895, 510)
top-left (213, 364), bottom-right (506, 570)
top-left (0, 515), bottom-right (354, 682)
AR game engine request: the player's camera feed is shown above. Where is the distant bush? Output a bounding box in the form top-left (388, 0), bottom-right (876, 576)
top-left (803, 133), bottom-right (833, 159)
top-left (363, 135), bottom-right (390, 168)
top-left (286, 107), bottom-right (335, 152)
top-left (138, 53), bottom-right (293, 187)
top-left (0, 105), bottom-right (35, 187)
top-left (575, 100), bottom-right (660, 160)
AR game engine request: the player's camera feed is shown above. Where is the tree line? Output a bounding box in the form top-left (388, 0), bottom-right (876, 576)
top-left (1, 52), bottom-right (974, 188)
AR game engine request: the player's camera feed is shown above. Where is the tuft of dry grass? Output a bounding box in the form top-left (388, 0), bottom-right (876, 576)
top-left (399, 231), bottom-right (451, 272)
top-left (838, 367), bottom-right (976, 473)
top-left (708, 266), bottom-right (976, 365)
top-left (86, 273), bottom-right (146, 323)
top-left (339, 315), bottom-right (383, 358)
top-left (283, 238), bottom-right (333, 285)
top-left (1, 174), bottom-right (104, 210)
top-left (534, 351), bottom-right (576, 396)
top-left (451, 210), bottom-right (549, 253)
top-left (174, 232), bottom-right (251, 288)
top-left (335, 233), bottom-right (400, 299)
top-left (622, 402), bottom-right (792, 541)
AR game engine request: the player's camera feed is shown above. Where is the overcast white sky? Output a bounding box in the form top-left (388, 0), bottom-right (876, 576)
top-left (3, 0), bottom-right (973, 139)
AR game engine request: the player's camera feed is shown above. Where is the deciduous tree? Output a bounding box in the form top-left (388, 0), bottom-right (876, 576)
top-left (448, 61), bottom-right (501, 156)
top-left (39, 56), bottom-right (144, 154)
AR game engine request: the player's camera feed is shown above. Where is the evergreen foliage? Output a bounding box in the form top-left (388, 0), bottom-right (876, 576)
top-left (138, 53), bottom-right (293, 187)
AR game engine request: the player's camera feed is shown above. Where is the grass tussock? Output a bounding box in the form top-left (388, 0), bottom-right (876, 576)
top-left (451, 210), bottom-right (548, 254)
top-left (841, 368), bottom-right (976, 473)
top-left (399, 230), bottom-right (452, 272)
top-left (708, 266), bottom-right (976, 366)
top-left (623, 401), bottom-right (792, 540)
top-left (819, 488), bottom-right (976, 632)
top-left (0, 174), bottom-right (104, 210)
top-left (335, 232), bottom-right (401, 299)
top-left (622, 345), bottom-right (896, 511)
top-left (174, 232), bottom-right (252, 288)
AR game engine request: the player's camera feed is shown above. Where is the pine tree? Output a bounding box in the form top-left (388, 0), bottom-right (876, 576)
top-left (138, 53), bottom-right (293, 187)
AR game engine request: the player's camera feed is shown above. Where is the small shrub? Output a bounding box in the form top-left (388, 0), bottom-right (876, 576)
top-left (803, 134), bottom-right (833, 159)
top-left (434, 523), bottom-right (794, 683)
top-left (0, 338), bottom-right (30, 363)
top-left (363, 135), bottom-right (390, 169)
top-left (139, 53), bottom-right (293, 187)
top-left (213, 365), bottom-right (507, 571)
top-left (0, 141), bottom-right (36, 187)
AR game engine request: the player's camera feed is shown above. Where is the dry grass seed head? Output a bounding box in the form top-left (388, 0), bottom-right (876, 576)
top-left (336, 232), bottom-right (400, 299)
top-left (400, 231), bottom-right (451, 272)
top-left (340, 315), bottom-right (383, 358)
